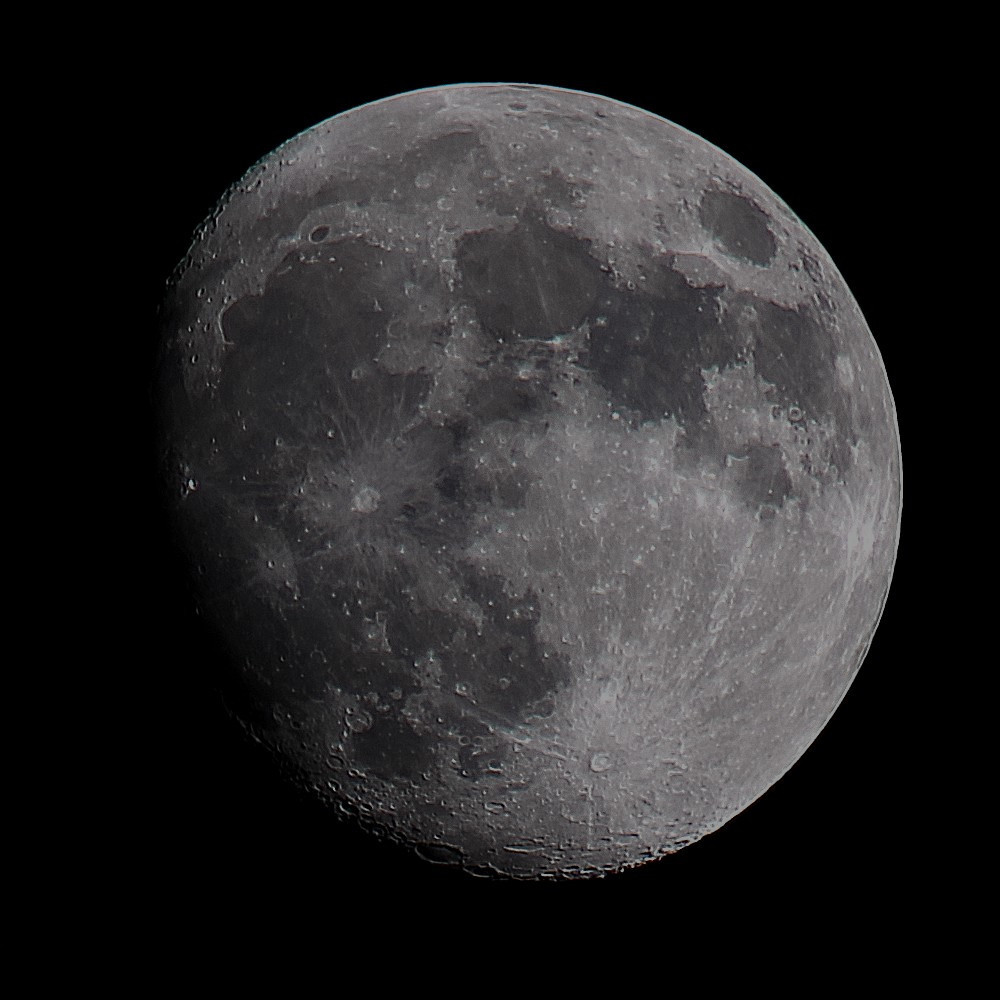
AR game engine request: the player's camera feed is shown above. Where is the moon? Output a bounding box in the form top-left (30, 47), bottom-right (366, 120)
top-left (156, 84), bottom-right (901, 879)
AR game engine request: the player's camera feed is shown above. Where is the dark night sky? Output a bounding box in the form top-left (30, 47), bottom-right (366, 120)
top-left (128, 61), bottom-right (936, 919)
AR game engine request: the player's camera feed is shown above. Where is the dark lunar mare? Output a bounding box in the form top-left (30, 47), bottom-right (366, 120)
top-left (165, 224), bottom-right (579, 782)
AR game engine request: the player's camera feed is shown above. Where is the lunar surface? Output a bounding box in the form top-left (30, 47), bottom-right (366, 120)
top-left (157, 84), bottom-right (901, 878)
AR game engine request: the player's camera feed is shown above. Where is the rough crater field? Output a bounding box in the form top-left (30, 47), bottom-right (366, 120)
top-left (158, 84), bottom-right (901, 878)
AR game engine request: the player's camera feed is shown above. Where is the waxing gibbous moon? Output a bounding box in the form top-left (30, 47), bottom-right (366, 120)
top-left (157, 84), bottom-right (901, 878)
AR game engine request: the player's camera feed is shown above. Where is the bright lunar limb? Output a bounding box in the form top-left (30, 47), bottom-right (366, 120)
top-left (157, 84), bottom-right (901, 878)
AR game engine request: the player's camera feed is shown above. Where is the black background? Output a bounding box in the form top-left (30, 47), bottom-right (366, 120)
top-left (131, 61), bottom-right (931, 920)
